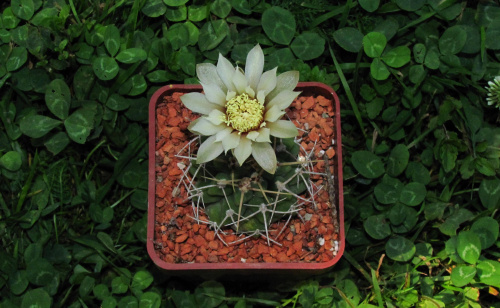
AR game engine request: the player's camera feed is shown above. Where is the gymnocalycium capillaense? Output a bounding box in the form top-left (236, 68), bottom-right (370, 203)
top-left (177, 45), bottom-right (326, 245)
top-left (181, 44), bottom-right (301, 174)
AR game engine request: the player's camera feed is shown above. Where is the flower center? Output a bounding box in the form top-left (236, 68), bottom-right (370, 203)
top-left (224, 93), bottom-right (264, 133)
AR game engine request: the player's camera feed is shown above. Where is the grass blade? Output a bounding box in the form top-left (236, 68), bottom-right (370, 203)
top-left (309, 2), bottom-right (357, 29)
top-left (328, 43), bottom-right (366, 138)
top-left (338, 0), bottom-right (354, 29)
top-left (343, 251), bottom-right (372, 283)
top-left (68, 0), bottom-right (82, 24)
top-left (16, 151), bottom-right (39, 213)
top-left (399, 11), bottom-right (436, 32)
top-left (371, 269), bottom-right (384, 308)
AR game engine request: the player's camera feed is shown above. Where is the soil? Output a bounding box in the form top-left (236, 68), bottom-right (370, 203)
top-left (153, 91), bottom-right (340, 264)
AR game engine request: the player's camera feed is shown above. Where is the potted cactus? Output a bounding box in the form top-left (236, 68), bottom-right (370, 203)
top-left (148, 45), bottom-right (344, 277)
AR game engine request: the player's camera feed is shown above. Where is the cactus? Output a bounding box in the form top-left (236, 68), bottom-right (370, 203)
top-left (175, 136), bottom-right (324, 246)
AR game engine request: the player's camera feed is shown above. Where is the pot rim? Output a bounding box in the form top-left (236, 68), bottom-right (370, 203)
top-left (148, 82), bottom-right (344, 272)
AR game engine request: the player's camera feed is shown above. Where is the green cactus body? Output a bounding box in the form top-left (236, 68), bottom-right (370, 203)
top-left (187, 137), bottom-right (313, 237)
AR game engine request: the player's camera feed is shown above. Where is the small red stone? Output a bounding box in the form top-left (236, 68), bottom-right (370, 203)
top-left (164, 254), bottom-right (175, 263)
top-left (237, 247), bottom-right (248, 259)
top-left (208, 240), bottom-right (219, 250)
top-left (263, 256), bottom-right (276, 263)
top-left (323, 125), bottom-right (334, 137)
top-left (318, 225), bottom-right (328, 234)
top-left (180, 244), bottom-right (192, 255)
top-left (193, 235), bottom-right (206, 247)
top-left (175, 233), bottom-right (188, 243)
top-left (207, 254), bottom-right (219, 263)
top-left (195, 255), bottom-right (207, 263)
top-left (308, 129), bottom-right (320, 141)
top-left (326, 148), bottom-right (335, 159)
top-left (302, 97), bottom-right (315, 109)
top-left (205, 231), bottom-right (215, 241)
top-left (318, 96), bottom-right (330, 107)
top-left (257, 244), bottom-right (269, 254)
top-left (217, 247), bottom-right (230, 256)
top-left (276, 252), bottom-right (289, 262)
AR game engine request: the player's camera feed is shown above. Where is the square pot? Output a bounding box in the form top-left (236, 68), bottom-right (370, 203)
top-left (148, 82), bottom-right (344, 279)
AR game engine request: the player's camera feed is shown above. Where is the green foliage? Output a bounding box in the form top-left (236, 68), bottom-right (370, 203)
top-left (262, 6), bottom-right (296, 45)
top-left (1, 0), bottom-right (499, 307)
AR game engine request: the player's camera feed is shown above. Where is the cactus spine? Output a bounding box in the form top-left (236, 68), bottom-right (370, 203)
top-left (175, 136), bottom-right (324, 246)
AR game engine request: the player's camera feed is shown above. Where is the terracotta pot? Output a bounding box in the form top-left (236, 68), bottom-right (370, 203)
top-left (148, 82), bottom-right (344, 279)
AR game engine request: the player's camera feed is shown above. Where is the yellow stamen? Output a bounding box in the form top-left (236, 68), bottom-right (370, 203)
top-left (224, 93), bottom-right (264, 133)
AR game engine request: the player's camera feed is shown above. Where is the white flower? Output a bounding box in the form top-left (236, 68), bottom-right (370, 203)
top-left (181, 44), bottom-right (300, 174)
top-left (486, 76), bottom-right (500, 109)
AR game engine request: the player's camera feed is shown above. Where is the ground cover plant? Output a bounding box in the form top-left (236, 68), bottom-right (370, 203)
top-left (0, 0), bottom-right (499, 307)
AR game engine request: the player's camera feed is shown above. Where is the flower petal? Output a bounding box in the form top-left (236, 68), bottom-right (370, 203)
top-left (217, 54), bottom-right (236, 92)
top-left (206, 109), bottom-right (225, 125)
top-left (215, 126), bottom-right (233, 141)
top-left (257, 67), bottom-right (277, 96)
top-left (222, 131), bottom-right (240, 153)
top-left (196, 63), bottom-right (227, 93)
top-left (197, 135), bottom-right (224, 164)
top-left (264, 105), bottom-right (285, 122)
top-left (201, 82), bottom-right (226, 106)
top-left (251, 142), bottom-right (277, 174)
top-left (266, 90), bottom-right (301, 111)
top-left (255, 127), bottom-right (271, 143)
top-left (188, 117), bottom-right (226, 136)
top-left (266, 70), bottom-right (299, 102)
top-left (257, 90), bottom-right (266, 104)
top-left (181, 93), bottom-right (223, 115)
top-left (245, 85), bottom-right (255, 98)
top-left (245, 44), bottom-right (264, 92)
top-left (226, 91), bottom-right (236, 101)
top-left (246, 131), bottom-right (259, 141)
top-left (267, 120), bottom-right (298, 138)
top-left (232, 67), bottom-right (248, 94)
top-left (234, 136), bottom-right (252, 166)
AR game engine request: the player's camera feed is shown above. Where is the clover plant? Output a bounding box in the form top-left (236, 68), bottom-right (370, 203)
top-left (1, 0), bottom-right (499, 307)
